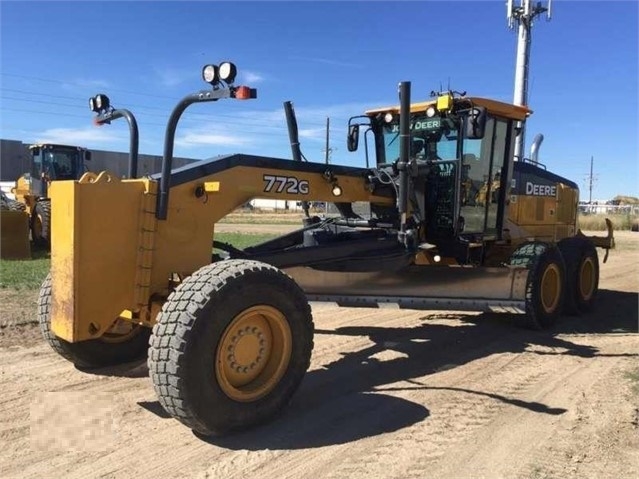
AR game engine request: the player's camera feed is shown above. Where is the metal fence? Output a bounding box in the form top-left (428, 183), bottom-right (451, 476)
top-left (578, 204), bottom-right (639, 215)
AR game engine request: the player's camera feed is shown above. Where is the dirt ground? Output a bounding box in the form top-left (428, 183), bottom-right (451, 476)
top-left (0, 231), bottom-right (637, 479)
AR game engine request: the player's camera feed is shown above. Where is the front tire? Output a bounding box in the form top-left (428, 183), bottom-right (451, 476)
top-left (148, 259), bottom-right (314, 436)
top-left (38, 274), bottom-right (151, 368)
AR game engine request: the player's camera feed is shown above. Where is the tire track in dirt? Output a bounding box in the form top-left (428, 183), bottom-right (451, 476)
top-left (191, 308), bottom-right (433, 479)
top-left (0, 308), bottom-right (423, 479)
top-left (0, 232), bottom-right (636, 479)
top-left (223, 317), bottom-right (551, 478)
top-left (516, 350), bottom-right (638, 479)
top-left (318, 346), bottom-right (559, 479)
top-left (428, 339), bottom-right (638, 479)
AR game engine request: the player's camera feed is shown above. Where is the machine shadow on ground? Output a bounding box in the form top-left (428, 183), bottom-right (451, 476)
top-left (185, 289), bottom-right (638, 449)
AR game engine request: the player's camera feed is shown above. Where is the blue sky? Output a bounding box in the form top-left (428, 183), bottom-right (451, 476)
top-left (1, 0), bottom-right (637, 199)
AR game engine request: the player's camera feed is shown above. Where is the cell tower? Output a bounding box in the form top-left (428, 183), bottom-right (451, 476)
top-left (507, 0), bottom-right (552, 161)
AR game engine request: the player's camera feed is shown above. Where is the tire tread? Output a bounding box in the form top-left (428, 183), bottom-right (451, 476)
top-left (148, 259), bottom-right (314, 435)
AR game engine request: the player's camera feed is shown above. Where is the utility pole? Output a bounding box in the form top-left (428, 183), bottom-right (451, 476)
top-left (507, 0), bottom-right (552, 161)
top-left (322, 117), bottom-right (335, 215)
top-left (322, 117), bottom-right (336, 164)
top-left (325, 117), bottom-right (330, 163)
top-left (586, 155), bottom-right (598, 204)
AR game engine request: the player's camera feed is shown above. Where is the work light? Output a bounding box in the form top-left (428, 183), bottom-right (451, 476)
top-left (95, 94), bottom-right (110, 111)
top-left (218, 62), bottom-right (237, 84)
top-left (202, 64), bottom-right (219, 84)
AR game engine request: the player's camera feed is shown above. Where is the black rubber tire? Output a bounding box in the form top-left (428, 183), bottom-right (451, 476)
top-left (558, 237), bottom-right (599, 315)
top-left (523, 245), bottom-right (566, 330)
top-left (32, 200), bottom-right (51, 246)
top-left (38, 274), bottom-right (151, 369)
top-left (148, 259), bottom-right (314, 436)
top-left (0, 193), bottom-right (26, 211)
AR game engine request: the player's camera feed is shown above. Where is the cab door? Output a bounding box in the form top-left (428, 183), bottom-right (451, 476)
top-left (460, 117), bottom-right (513, 237)
top-left (30, 147), bottom-right (47, 197)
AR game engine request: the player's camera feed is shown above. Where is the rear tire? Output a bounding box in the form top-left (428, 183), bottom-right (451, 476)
top-left (38, 274), bottom-right (151, 368)
top-left (523, 245), bottom-right (566, 330)
top-left (559, 237), bottom-right (599, 314)
top-left (148, 259), bottom-right (314, 436)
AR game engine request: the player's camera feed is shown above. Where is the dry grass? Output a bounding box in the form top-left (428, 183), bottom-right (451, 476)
top-left (578, 213), bottom-right (639, 231)
top-left (221, 207), bottom-right (639, 231)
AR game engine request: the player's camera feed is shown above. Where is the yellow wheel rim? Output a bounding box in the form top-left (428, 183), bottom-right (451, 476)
top-left (579, 257), bottom-right (596, 301)
top-left (216, 305), bottom-right (292, 402)
top-left (541, 263), bottom-right (561, 313)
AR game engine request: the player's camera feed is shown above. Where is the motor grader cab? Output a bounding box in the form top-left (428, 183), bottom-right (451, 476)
top-left (348, 90), bottom-right (580, 251)
top-left (12, 143), bottom-right (91, 245)
top-left (39, 63), bottom-right (613, 437)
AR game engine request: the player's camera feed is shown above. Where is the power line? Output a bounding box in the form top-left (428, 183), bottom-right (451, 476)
top-left (0, 72), bottom-right (178, 100)
top-left (1, 92), bottom-right (339, 131)
top-left (0, 81), bottom-right (357, 128)
top-left (2, 95), bottom-right (88, 110)
top-left (2, 104), bottom-right (349, 142)
top-left (1, 76), bottom-right (361, 148)
top-left (1, 87), bottom-right (84, 102)
top-left (0, 106), bottom-right (341, 141)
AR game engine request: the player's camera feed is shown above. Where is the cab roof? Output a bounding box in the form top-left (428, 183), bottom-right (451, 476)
top-left (29, 143), bottom-right (87, 150)
top-left (365, 97), bottom-right (532, 121)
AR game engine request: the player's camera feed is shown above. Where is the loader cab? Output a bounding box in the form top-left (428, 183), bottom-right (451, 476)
top-left (352, 95), bottom-right (530, 253)
top-left (29, 144), bottom-right (90, 197)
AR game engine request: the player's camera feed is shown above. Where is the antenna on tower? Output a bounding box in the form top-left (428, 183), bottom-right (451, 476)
top-left (507, 0), bottom-right (552, 161)
top-left (506, 0), bottom-right (514, 28)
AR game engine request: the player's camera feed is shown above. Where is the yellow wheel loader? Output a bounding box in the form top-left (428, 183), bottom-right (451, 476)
top-left (12, 144), bottom-right (91, 247)
top-left (39, 62), bottom-right (613, 436)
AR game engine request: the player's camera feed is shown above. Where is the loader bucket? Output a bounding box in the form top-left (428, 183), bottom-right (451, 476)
top-left (0, 210), bottom-right (30, 259)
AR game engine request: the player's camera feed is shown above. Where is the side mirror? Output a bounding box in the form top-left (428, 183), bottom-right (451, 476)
top-left (347, 124), bottom-right (360, 152)
top-left (465, 106), bottom-right (487, 139)
top-left (84, 151), bottom-right (91, 161)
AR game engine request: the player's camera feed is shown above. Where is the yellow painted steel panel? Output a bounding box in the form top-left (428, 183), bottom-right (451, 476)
top-left (51, 163), bottom-right (391, 342)
top-left (149, 165), bottom-right (392, 293)
top-left (50, 173), bottom-right (153, 342)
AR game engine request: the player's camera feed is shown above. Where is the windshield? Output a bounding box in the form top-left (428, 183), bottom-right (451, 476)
top-left (43, 149), bottom-right (79, 180)
top-left (382, 115), bottom-right (480, 163)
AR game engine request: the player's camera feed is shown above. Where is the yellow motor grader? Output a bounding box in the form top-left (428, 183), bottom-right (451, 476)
top-left (39, 62), bottom-right (613, 436)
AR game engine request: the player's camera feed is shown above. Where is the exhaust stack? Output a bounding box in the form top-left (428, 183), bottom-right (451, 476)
top-left (397, 81), bottom-right (411, 247)
top-left (283, 101), bottom-right (310, 218)
top-left (530, 133), bottom-right (544, 164)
